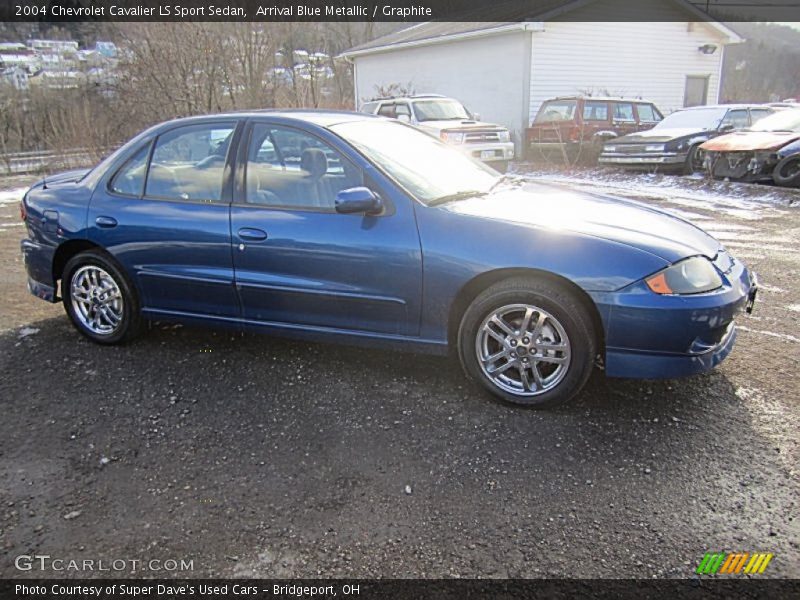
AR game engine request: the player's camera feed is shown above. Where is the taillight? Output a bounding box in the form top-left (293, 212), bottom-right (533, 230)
top-left (20, 200), bottom-right (26, 222)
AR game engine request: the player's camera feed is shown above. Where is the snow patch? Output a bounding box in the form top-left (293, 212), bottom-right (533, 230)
top-left (0, 187), bottom-right (27, 205)
top-left (18, 327), bottom-right (40, 338)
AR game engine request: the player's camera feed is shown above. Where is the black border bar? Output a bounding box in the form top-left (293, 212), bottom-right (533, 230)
top-left (3, 579), bottom-right (800, 600)
top-left (2, 0), bottom-right (800, 22)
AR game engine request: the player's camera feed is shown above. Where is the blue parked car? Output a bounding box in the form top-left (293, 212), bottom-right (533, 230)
top-left (20, 111), bottom-right (758, 407)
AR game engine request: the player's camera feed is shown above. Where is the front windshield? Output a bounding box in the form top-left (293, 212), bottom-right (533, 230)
top-left (749, 109), bottom-right (800, 132)
top-left (331, 120), bottom-right (498, 204)
top-left (413, 99), bottom-right (472, 122)
top-left (655, 107), bottom-right (728, 130)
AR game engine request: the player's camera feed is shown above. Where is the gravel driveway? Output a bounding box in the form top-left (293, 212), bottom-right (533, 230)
top-left (0, 169), bottom-right (797, 579)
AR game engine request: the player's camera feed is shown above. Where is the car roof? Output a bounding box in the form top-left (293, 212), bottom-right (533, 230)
top-left (548, 95), bottom-right (658, 104)
top-left (159, 109), bottom-right (379, 129)
top-left (677, 104), bottom-right (769, 111)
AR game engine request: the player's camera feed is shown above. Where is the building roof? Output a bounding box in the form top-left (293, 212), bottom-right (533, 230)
top-left (342, 0), bottom-right (743, 58)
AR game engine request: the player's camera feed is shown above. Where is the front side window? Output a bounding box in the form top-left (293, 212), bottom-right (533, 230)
top-left (110, 144), bottom-right (150, 196)
top-left (613, 103), bottom-right (635, 121)
top-left (583, 101), bottom-right (609, 121)
top-left (145, 122), bottom-right (236, 202)
top-left (245, 124), bottom-right (363, 210)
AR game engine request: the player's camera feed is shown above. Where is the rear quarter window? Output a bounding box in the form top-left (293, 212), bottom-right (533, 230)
top-left (535, 100), bottom-right (577, 123)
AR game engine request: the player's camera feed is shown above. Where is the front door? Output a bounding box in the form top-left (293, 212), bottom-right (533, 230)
top-left (88, 120), bottom-right (241, 318)
top-left (229, 121), bottom-right (422, 336)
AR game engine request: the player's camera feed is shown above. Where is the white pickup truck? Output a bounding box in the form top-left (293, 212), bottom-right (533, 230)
top-left (360, 95), bottom-right (515, 172)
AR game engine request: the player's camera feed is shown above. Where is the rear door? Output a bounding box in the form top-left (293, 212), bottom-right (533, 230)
top-left (229, 120), bottom-right (423, 336)
top-left (611, 102), bottom-right (638, 136)
top-left (88, 120), bottom-right (242, 318)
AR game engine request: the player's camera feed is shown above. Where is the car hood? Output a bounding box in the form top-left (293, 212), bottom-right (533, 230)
top-left (612, 128), bottom-right (706, 143)
top-left (420, 119), bottom-right (506, 132)
top-left (701, 130), bottom-right (800, 152)
top-left (445, 181), bottom-right (720, 263)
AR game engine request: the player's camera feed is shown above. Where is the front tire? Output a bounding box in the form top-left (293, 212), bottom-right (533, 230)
top-left (458, 277), bottom-right (597, 408)
top-left (62, 250), bottom-right (142, 344)
top-left (773, 155), bottom-right (800, 187)
top-left (683, 144), bottom-right (703, 175)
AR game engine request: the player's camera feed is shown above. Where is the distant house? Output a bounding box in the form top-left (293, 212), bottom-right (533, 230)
top-left (342, 0), bottom-right (742, 149)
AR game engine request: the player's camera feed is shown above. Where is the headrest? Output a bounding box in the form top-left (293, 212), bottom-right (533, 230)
top-left (300, 148), bottom-right (328, 179)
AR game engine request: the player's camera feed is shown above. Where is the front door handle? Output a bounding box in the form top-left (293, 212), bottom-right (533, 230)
top-left (238, 227), bottom-right (268, 241)
top-left (95, 216), bottom-right (118, 228)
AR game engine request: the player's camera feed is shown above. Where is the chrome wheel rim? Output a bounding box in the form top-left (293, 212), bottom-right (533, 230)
top-left (476, 303), bottom-right (571, 397)
top-left (70, 265), bottom-right (124, 335)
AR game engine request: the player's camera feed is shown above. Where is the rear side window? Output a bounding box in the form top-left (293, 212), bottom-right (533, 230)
top-left (145, 122), bottom-right (236, 202)
top-left (583, 101), bottom-right (609, 121)
top-left (749, 108), bottom-right (773, 125)
top-left (637, 104), bottom-right (662, 122)
top-left (110, 144), bottom-right (150, 197)
top-left (613, 103), bottom-right (635, 121)
top-left (377, 104), bottom-right (396, 118)
top-left (535, 100), bottom-right (577, 123)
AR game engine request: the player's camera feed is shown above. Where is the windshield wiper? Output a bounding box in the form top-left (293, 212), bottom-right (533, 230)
top-left (488, 173), bottom-right (526, 193)
top-left (428, 190), bottom-right (487, 207)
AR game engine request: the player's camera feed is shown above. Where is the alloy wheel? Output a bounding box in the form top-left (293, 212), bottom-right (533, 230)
top-left (70, 265), bottom-right (124, 335)
top-left (475, 303), bottom-right (571, 396)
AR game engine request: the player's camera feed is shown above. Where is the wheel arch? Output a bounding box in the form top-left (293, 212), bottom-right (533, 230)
top-left (52, 239), bottom-right (103, 284)
top-left (447, 268), bottom-right (605, 354)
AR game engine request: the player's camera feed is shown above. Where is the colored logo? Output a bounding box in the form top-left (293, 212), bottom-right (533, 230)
top-left (696, 552), bottom-right (774, 575)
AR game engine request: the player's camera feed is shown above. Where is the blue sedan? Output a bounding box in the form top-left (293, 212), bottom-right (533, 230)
top-left (20, 111), bottom-right (758, 407)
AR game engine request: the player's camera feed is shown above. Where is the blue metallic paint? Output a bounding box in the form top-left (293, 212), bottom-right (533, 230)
top-left (20, 110), bottom-right (756, 380)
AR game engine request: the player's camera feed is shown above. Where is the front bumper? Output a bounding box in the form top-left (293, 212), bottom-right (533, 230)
top-left (599, 152), bottom-right (687, 167)
top-left (456, 141), bottom-right (515, 163)
top-left (590, 251), bottom-right (756, 379)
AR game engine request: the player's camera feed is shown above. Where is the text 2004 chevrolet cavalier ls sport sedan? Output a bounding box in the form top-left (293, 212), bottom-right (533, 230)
top-left (20, 111), bottom-right (758, 408)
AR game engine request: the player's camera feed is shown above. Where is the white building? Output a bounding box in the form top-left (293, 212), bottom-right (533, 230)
top-left (343, 0), bottom-right (742, 149)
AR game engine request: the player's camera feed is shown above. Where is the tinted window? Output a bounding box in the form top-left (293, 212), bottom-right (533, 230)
top-left (534, 100), bottom-right (577, 123)
top-left (613, 103), bottom-right (635, 121)
top-left (377, 104), bottom-right (396, 118)
top-left (145, 123), bottom-right (235, 202)
top-left (720, 110), bottom-right (749, 130)
top-left (637, 104), bottom-right (662, 122)
top-left (583, 101), bottom-right (609, 121)
top-left (110, 144), bottom-right (149, 196)
top-left (245, 124), bottom-right (363, 211)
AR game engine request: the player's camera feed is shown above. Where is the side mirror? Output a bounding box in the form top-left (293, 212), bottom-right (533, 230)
top-left (397, 113), bottom-right (411, 123)
top-left (335, 187), bottom-right (383, 215)
top-left (472, 112), bottom-right (481, 121)
top-left (719, 124), bottom-right (735, 133)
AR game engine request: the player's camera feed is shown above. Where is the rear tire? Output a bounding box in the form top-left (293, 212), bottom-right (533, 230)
top-left (457, 277), bottom-right (597, 408)
top-left (62, 250), bottom-right (142, 345)
top-left (773, 155), bottom-right (800, 187)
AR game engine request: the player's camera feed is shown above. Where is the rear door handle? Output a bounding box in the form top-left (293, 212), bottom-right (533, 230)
top-left (95, 216), bottom-right (118, 228)
top-left (238, 227), bottom-right (268, 241)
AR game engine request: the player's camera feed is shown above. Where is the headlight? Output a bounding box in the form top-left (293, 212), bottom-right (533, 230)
top-left (645, 144), bottom-right (665, 152)
top-left (497, 130), bottom-right (511, 143)
top-left (441, 131), bottom-right (465, 144)
top-left (645, 256), bottom-right (723, 295)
